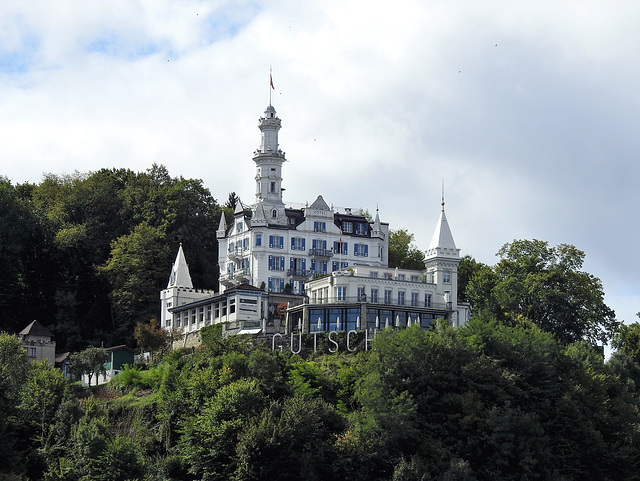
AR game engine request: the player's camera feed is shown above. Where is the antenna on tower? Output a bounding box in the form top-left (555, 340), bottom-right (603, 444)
top-left (441, 179), bottom-right (445, 210)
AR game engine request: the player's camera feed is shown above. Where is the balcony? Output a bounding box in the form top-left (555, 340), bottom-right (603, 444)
top-left (228, 248), bottom-right (243, 260)
top-left (308, 296), bottom-right (451, 310)
top-left (308, 248), bottom-right (334, 258)
top-left (234, 268), bottom-right (251, 282)
top-left (287, 269), bottom-right (310, 278)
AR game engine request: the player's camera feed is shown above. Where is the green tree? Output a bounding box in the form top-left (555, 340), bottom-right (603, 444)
top-left (68, 347), bottom-right (109, 387)
top-left (99, 223), bottom-right (171, 340)
top-left (468, 240), bottom-right (618, 344)
top-left (611, 315), bottom-right (640, 363)
top-left (457, 255), bottom-right (486, 303)
top-left (388, 229), bottom-right (425, 270)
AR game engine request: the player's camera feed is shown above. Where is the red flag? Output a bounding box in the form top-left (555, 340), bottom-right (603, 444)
top-left (270, 74), bottom-right (274, 90)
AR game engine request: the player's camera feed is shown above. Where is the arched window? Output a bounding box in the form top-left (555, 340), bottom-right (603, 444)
top-left (272, 209), bottom-right (277, 218)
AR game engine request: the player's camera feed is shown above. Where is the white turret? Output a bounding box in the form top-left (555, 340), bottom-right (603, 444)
top-left (253, 104), bottom-right (287, 225)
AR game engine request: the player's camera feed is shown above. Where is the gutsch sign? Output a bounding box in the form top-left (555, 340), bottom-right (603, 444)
top-left (270, 329), bottom-right (377, 354)
top-left (271, 315), bottom-right (426, 354)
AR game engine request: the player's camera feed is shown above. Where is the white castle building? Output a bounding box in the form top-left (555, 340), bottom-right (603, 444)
top-left (160, 102), bottom-right (469, 338)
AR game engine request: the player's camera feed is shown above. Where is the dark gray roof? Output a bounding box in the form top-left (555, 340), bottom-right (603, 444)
top-left (19, 320), bottom-right (52, 338)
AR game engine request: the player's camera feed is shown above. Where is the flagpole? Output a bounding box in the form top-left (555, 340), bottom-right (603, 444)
top-left (269, 66), bottom-right (273, 106)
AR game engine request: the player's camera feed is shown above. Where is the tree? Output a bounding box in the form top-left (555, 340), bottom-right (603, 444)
top-left (457, 255), bottom-right (487, 303)
top-left (133, 318), bottom-right (170, 362)
top-left (388, 229), bottom-right (425, 270)
top-left (68, 347), bottom-right (109, 387)
top-left (99, 223), bottom-right (171, 341)
top-left (467, 240), bottom-right (618, 344)
top-left (612, 314), bottom-right (640, 363)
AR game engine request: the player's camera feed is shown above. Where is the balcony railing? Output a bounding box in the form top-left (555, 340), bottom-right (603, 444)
top-left (287, 269), bottom-right (310, 277)
top-left (308, 295), bottom-right (451, 310)
top-left (308, 248), bottom-right (333, 258)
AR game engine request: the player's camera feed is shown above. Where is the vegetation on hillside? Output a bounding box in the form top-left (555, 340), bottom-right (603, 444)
top-left (2, 320), bottom-right (640, 480)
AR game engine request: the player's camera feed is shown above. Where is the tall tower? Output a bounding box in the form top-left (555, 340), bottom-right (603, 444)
top-left (424, 195), bottom-right (463, 325)
top-left (253, 105), bottom-right (287, 226)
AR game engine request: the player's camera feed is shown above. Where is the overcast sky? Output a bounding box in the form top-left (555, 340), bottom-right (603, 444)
top-left (1, 0), bottom-right (638, 327)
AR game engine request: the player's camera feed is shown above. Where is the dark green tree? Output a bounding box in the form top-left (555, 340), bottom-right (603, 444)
top-left (467, 240), bottom-right (618, 344)
top-left (388, 229), bottom-right (425, 270)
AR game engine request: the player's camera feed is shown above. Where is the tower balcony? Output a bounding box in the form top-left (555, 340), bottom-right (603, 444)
top-left (228, 248), bottom-right (242, 260)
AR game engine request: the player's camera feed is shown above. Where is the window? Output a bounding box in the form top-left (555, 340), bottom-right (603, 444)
top-left (333, 241), bottom-right (348, 255)
top-left (313, 221), bottom-right (326, 232)
top-left (443, 270), bottom-right (452, 284)
top-left (425, 294), bottom-right (432, 307)
top-left (371, 288), bottom-right (379, 303)
top-left (355, 222), bottom-right (363, 235)
top-left (191, 310), bottom-right (196, 325)
top-left (341, 262), bottom-right (348, 268)
top-left (312, 239), bottom-right (327, 252)
top-left (336, 286), bottom-right (347, 301)
top-left (272, 209), bottom-right (277, 218)
top-left (255, 233), bottom-right (262, 246)
top-left (342, 221), bottom-right (353, 233)
top-left (321, 260), bottom-right (328, 274)
top-left (269, 235), bottom-right (284, 249)
top-left (384, 289), bottom-right (392, 304)
top-left (199, 307), bottom-right (204, 323)
top-left (268, 277), bottom-right (285, 293)
top-left (291, 237), bottom-right (306, 251)
top-left (236, 221), bottom-right (243, 233)
top-left (357, 286), bottom-right (366, 301)
top-left (370, 271), bottom-right (378, 278)
top-left (229, 298), bottom-right (236, 314)
top-left (332, 261), bottom-right (339, 271)
top-left (270, 182), bottom-right (276, 192)
top-left (206, 305), bottom-right (212, 323)
top-left (411, 292), bottom-right (419, 307)
top-left (269, 255), bottom-right (285, 271)
top-left (28, 347), bottom-right (37, 358)
top-left (354, 243), bottom-right (368, 257)
top-left (398, 291), bottom-right (405, 306)
top-left (398, 274), bottom-right (405, 280)
top-left (243, 237), bottom-right (249, 250)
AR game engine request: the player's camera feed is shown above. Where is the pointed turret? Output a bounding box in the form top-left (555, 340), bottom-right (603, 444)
top-left (371, 206), bottom-right (385, 240)
top-left (216, 211), bottom-right (227, 239)
top-left (167, 244), bottom-right (193, 289)
top-left (426, 193), bottom-right (459, 259)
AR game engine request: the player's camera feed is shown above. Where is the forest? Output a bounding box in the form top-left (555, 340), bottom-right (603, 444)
top-left (1, 166), bottom-right (227, 351)
top-left (2, 166), bottom-right (639, 480)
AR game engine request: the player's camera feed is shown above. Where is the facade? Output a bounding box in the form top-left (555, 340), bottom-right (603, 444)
top-left (19, 320), bottom-right (56, 365)
top-left (286, 201), bottom-right (470, 333)
top-left (160, 101), bottom-right (469, 339)
top-left (216, 104), bottom-right (389, 297)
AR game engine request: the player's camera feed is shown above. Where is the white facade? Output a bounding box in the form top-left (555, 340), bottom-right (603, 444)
top-left (217, 104), bottom-right (389, 297)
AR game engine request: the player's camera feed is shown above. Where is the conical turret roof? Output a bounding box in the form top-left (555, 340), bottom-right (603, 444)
top-left (167, 244), bottom-right (193, 288)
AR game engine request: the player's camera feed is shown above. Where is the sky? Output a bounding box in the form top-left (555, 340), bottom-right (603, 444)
top-left (1, 0), bottom-right (638, 329)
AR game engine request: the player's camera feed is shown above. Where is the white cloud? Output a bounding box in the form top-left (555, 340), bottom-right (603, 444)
top-left (1, 0), bottom-right (638, 327)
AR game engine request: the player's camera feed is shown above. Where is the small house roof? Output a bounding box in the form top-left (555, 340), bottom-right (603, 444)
top-left (19, 320), bottom-right (52, 338)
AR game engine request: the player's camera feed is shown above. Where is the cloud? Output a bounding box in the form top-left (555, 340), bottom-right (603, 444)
top-left (1, 0), bottom-right (638, 326)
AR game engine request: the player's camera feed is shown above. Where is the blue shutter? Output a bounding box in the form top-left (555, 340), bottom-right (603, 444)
top-left (311, 259), bottom-right (316, 273)
top-left (279, 279), bottom-right (285, 292)
top-left (279, 236), bottom-right (284, 248)
top-left (269, 236), bottom-right (273, 248)
top-left (302, 238), bottom-right (305, 251)
top-left (334, 241), bottom-right (339, 252)
top-left (291, 238), bottom-right (295, 249)
top-left (343, 242), bottom-right (348, 255)
top-left (302, 258), bottom-right (306, 271)
top-left (364, 245), bottom-right (369, 257)
top-left (322, 240), bottom-right (327, 250)
top-left (268, 278), bottom-right (273, 291)
top-left (354, 245), bottom-right (359, 256)
top-left (290, 257), bottom-right (294, 269)
top-left (280, 256), bottom-right (285, 271)
top-left (268, 255), bottom-right (273, 270)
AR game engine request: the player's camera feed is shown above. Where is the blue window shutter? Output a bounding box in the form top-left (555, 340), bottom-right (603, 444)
top-left (269, 255), bottom-right (273, 270)
top-left (302, 238), bottom-right (305, 250)
top-left (354, 245), bottom-right (359, 256)
top-left (364, 245), bottom-right (369, 257)
top-left (269, 236), bottom-right (273, 248)
top-left (291, 238), bottom-right (295, 249)
top-left (280, 256), bottom-right (285, 271)
top-left (311, 259), bottom-right (316, 272)
top-left (322, 240), bottom-right (327, 250)
top-left (334, 241), bottom-right (339, 252)
top-left (290, 257), bottom-right (294, 269)
top-left (302, 258), bottom-right (306, 270)
top-left (280, 279), bottom-right (285, 291)
top-left (268, 278), bottom-right (273, 291)
top-left (279, 236), bottom-right (284, 248)
top-left (343, 242), bottom-right (348, 255)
